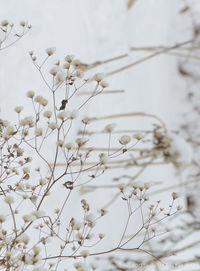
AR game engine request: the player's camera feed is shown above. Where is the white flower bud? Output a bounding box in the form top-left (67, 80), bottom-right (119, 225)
top-left (99, 233), bottom-right (104, 239)
top-left (14, 106), bottom-right (23, 113)
top-left (119, 135), bottom-right (131, 145)
top-left (57, 111), bottom-right (70, 120)
top-left (65, 142), bottom-right (74, 150)
top-left (75, 70), bottom-right (83, 78)
top-left (69, 110), bottom-right (79, 120)
top-left (32, 246), bottom-right (41, 255)
top-left (133, 133), bottom-right (142, 140)
top-left (23, 214), bottom-right (33, 223)
top-left (49, 66), bottom-right (59, 76)
top-left (118, 183), bottom-right (125, 191)
top-left (39, 178), bottom-right (47, 186)
top-left (46, 47), bottom-right (56, 56)
top-left (2, 120), bottom-right (9, 127)
top-left (172, 192), bottom-right (178, 200)
top-left (100, 81), bottom-right (109, 88)
top-left (43, 111), bottom-right (52, 118)
top-left (32, 210), bottom-right (45, 219)
top-left (99, 153), bottom-right (108, 164)
top-left (63, 62), bottom-right (70, 69)
top-left (4, 195), bottom-right (14, 204)
top-left (34, 96), bottom-right (43, 103)
top-left (65, 55), bottom-right (74, 63)
top-left (104, 123), bottom-right (116, 133)
top-left (23, 167), bottom-right (30, 174)
top-left (48, 122), bottom-right (58, 130)
top-left (1, 20), bottom-right (9, 27)
top-left (26, 90), bottom-right (35, 98)
top-left (72, 220), bottom-right (81, 231)
top-left (93, 73), bottom-right (105, 82)
top-left (85, 214), bottom-right (95, 222)
top-left (34, 96), bottom-right (48, 106)
top-left (41, 98), bottom-right (48, 106)
top-left (20, 233), bottom-right (30, 244)
top-left (57, 140), bottom-right (64, 147)
top-left (55, 72), bottom-right (65, 84)
top-left (0, 215), bottom-right (6, 223)
top-left (35, 128), bottom-right (43, 137)
top-left (5, 126), bottom-right (15, 136)
top-left (19, 21), bottom-right (26, 27)
top-left (72, 59), bottom-right (80, 67)
top-left (76, 232), bottom-right (83, 240)
top-left (20, 117), bottom-right (34, 127)
top-left (76, 137), bottom-right (88, 147)
top-left (80, 250), bottom-right (89, 258)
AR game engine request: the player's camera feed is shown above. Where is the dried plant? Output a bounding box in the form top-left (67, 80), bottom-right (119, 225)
top-left (0, 17), bottom-right (188, 271)
top-left (0, 20), bottom-right (31, 51)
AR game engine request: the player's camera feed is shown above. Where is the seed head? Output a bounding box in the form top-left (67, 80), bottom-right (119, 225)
top-left (26, 90), bottom-right (35, 98)
top-left (119, 135), bottom-right (131, 145)
top-left (46, 47), bottom-right (56, 56)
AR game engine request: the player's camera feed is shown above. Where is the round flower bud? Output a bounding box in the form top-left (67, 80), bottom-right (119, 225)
top-left (32, 246), bottom-right (41, 255)
top-left (172, 192), bottom-right (178, 200)
top-left (65, 55), bottom-right (74, 63)
top-left (14, 106), bottom-right (23, 113)
top-left (100, 81), bottom-right (109, 88)
top-left (56, 72), bottom-right (65, 84)
top-left (48, 122), bottom-right (58, 130)
top-left (72, 59), bottom-right (80, 67)
top-left (65, 142), bottom-right (74, 150)
top-left (23, 215), bottom-right (33, 223)
top-left (133, 133), bottom-right (142, 140)
top-left (0, 215), bottom-right (6, 223)
top-left (63, 62), bottom-right (70, 69)
top-left (19, 21), bottom-right (26, 27)
top-left (26, 90), bottom-right (35, 98)
top-left (76, 138), bottom-right (88, 147)
top-left (104, 123), bottom-right (116, 133)
top-left (49, 66), bottom-right (59, 76)
top-left (23, 167), bottom-right (30, 174)
top-left (34, 96), bottom-right (48, 106)
top-left (80, 250), bottom-right (89, 258)
top-left (40, 98), bottom-right (48, 107)
top-left (39, 178), bottom-right (47, 186)
top-left (93, 73), bottom-right (105, 82)
top-left (119, 135), bottom-right (131, 145)
top-left (69, 110), bottom-right (79, 120)
top-left (99, 153), bottom-right (108, 164)
top-left (75, 70), bottom-right (83, 78)
top-left (46, 47), bottom-right (56, 56)
top-left (20, 233), bottom-right (30, 244)
top-left (43, 111), bottom-right (52, 118)
top-left (4, 195), bottom-right (14, 204)
top-left (57, 140), bottom-right (64, 147)
top-left (35, 128), bottom-right (43, 137)
top-left (1, 20), bottom-right (9, 27)
top-left (57, 111), bottom-right (70, 120)
top-left (99, 233), bottom-right (104, 239)
top-left (6, 126), bottom-right (15, 136)
top-left (32, 210), bottom-right (45, 218)
top-left (2, 120), bottom-right (9, 127)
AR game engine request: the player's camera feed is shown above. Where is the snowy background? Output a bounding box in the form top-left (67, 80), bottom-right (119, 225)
top-left (0, 0), bottom-right (199, 270)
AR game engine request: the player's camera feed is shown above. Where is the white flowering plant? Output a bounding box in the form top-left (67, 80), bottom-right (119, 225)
top-left (0, 19), bottom-right (187, 271)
